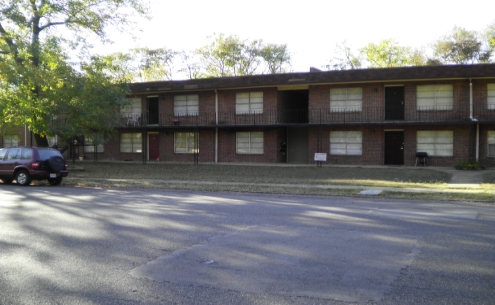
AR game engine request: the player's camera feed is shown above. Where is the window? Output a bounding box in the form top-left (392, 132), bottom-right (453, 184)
top-left (174, 132), bottom-right (198, 154)
top-left (47, 135), bottom-right (58, 147)
top-left (488, 84), bottom-right (495, 110)
top-left (120, 133), bottom-right (142, 153)
top-left (84, 137), bottom-right (104, 153)
top-left (6, 148), bottom-right (20, 160)
top-left (236, 132), bottom-right (263, 154)
top-left (236, 92), bottom-right (263, 114)
top-left (330, 131), bottom-right (362, 155)
top-left (0, 148), bottom-right (6, 160)
top-left (417, 131), bottom-right (453, 156)
top-left (3, 135), bottom-right (18, 148)
top-left (417, 85), bottom-right (453, 110)
top-left (121, 98), bottom-right (142, 115)
top-left (174, 95), bottom-right (199, 116)
top-left (21, 148), bottom-right (33, 160)
top-left (330, 88), bottom-right (362, 112)
top-left (488, 131), bottom-right (495, 157)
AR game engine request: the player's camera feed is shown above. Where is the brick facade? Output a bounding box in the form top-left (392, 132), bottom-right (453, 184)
top-left (5, 65), bottom-right (495, 167)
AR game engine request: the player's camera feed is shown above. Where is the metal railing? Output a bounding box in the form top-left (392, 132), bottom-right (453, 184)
top-left (119, 105), bottom-right (495, 127)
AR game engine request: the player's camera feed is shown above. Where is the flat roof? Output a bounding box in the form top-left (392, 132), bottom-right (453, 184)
top-left (130, 64), bottom-right (495, 94)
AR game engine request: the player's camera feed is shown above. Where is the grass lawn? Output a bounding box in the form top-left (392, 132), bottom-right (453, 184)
top-left (65, 162), bottom-right (495, 203)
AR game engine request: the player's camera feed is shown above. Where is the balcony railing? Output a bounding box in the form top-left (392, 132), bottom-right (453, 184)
top-left (119, 104), bottom-right (495, 127)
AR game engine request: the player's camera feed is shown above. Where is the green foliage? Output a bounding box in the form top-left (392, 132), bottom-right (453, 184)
top-left (133, 47), bottom-right (176, 81)
top-left (324, 22), bottom-right (495, 70)
top-left (360, 39), bottom-right (425, 68)
top-left (195, 33), bottom-right (291, 77)
top-left (432, 26), bottom-right (492, 64)
top-left (259, 43), bottom-right (292, 74)
top-left (0, 0), bottom-right (149, 146)
top-left (325, 39), bottom-right (425, 70)
top-left (455, 160), bottom-right (488, 170)
top-left (486, 21), bottom-right (495, 60)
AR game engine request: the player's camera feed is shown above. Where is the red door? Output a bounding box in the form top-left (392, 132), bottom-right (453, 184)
top-left (149, 134), bottom-right (160, 161)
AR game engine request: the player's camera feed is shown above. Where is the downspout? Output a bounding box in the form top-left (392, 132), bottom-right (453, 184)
top-left (476, 124), bottom-right (479, 162)
top-left (215, 90), bottom-right (219, 164)
top-left (469, 79), bottom-right (473, 119)
top-left (470, 79), bottom-right (480, 161)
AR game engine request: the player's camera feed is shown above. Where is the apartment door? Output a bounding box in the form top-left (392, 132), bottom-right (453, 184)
top-left (385, 87), bottom-right (404, 120)
top-left (384, 131), bottom-right (404, 165)
top-left (147, 97), bottom-right (159, 125)
top-left (287, 127), bottom-right (308, 164)
top-left (148, 133), bottom-right (160, 161)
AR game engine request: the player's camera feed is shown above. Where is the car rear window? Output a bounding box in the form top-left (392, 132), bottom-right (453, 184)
top-left (37, 149), bottom-right (63, 161)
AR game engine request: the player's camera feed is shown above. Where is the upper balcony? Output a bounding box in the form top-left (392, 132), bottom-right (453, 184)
top-left (119, 104), bottom-right (495, 128)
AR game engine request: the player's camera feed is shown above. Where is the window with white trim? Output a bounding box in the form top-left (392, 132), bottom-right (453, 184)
top-left (236, 132), bottom-right (263, 154)
top-left (488, 131), bottom-right (495, 157)
top-left (120, 133), bottom-right (142, 153)
top-left (174, 132), bottom-right (198, 153)
top-left (84, 137), bottom-right (104, 153)
top-left (417, 131), bottom-right (453, 156)
top-left (488, 84), bottom-right (495, 110)
top-left (236, 92), bottom-right (263, 114)
top-left (330, 131), bottom-right (362, 155)
top-left (174, 95), bottom-right (199, 116)
top-left (417, 85), bottom-right (453, 110)
top-left (3, 135), bottom-right (19, 148)
top-left (330, 88), bottom-right (363, 112)
top-left (121, 98), bottom-right (142, 115)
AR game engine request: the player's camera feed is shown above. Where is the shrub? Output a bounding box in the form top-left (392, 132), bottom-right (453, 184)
top-left (455, 160), bottom-right (487, 170)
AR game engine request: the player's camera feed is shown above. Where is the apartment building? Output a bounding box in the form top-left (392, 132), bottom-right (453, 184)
top-left (3, 64), bottom-right (494, 167)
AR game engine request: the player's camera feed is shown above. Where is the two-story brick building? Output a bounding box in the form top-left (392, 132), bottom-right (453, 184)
top-left (4, 64), bottom-right (494, 167)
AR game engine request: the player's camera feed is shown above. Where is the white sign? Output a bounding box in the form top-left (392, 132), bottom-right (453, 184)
top-left (314, 153), bottom-right (327, 162)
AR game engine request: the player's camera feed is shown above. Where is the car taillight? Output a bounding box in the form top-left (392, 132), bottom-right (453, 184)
top-left (64, 163), bottom-right (68, 170)
top-left (31, 162), bottom-right (40, 169)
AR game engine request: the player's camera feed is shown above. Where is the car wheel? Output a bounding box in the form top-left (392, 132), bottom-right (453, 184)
top-left (48, 156), bottom-right (65, 172)
top-left (1, 179), bottom-right (13, 184)
top-left (48, 177), bottom-right (63, 186)
top-left (16, 170), bottom-right (32, 186)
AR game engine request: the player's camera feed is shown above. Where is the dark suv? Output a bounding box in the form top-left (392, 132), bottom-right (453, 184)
top-left (0, 147), bottom-right (68, 186)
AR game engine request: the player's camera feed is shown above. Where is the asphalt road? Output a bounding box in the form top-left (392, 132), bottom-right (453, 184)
top-left (1, 185), bottom-right (494, 305)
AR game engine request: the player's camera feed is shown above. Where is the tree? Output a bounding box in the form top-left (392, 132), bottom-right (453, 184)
top-left (178, 50), bottom-right (203, 79)
top-left (93, 52), bottom-right (137, 83)
top-left (0, 0), bottom-right (149, 147)
top-left (259, 43), bottom-right (292, 74)
top-left (359, 39), bottom-right (423, 68)
top-left (323, 41), bottom-right (362, 70)
top-left (195, 34), bottom-right (292, 77)
top-left (485, 21), bottom-right (495, 61)
top-left (432, 26), bottom-right (492, 64)
top-left (133, 47), bottom-right (176, 82)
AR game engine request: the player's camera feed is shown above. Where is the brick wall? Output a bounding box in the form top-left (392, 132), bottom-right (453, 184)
top-left (218, 128), bottom-right (281, 163)
top-left (159, 129), bottom-right (215, 163)
top-left (92, 77), bottom-right (495, 167)
top-left (308, 126), bottom-right (384, 165)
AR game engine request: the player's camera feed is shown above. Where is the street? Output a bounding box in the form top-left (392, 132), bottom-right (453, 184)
top-left (1, 185), bottom-right (494, 304)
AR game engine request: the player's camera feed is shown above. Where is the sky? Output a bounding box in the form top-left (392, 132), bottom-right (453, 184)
top-left (98, 0), bottom-right (495, 79)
